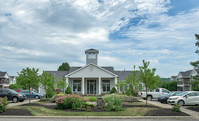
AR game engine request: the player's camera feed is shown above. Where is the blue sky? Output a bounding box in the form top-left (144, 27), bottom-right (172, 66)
top-left (0, 0), bottom-right (199, 77)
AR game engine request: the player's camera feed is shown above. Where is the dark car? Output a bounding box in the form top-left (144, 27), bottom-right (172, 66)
top-left (0, 88), bottom-right (26, 103)
top-left (20, 90), bottom-right (44, 99)
top-left (158, 91), bottom-right (181, 103)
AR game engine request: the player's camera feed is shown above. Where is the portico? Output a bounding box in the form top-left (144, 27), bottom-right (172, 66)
top-left (65, 64), bottom-right (117, 95)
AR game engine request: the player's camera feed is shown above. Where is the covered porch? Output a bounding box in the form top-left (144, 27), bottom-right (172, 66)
top-left (66, 77), bottom-right (117, 95)
top-left (65, 64), bottom-right (118, 95)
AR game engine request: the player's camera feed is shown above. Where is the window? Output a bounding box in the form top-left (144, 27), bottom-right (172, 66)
top-left (162, 89), bottom-right (169, 93)
top-left (155, 89), bottom-right (159, 92)
top-left (88, 52), bottom-right (96, 59)
top-left (73, 80), bottom-right (81, 92)
top-left (102, 80), bottom-right (110, 92)
top-left (187, 93), bottom-right (196, 97)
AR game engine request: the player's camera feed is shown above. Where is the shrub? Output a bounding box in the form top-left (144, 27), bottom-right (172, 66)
top-left (46, 88), bottom-right (55, 98)
top-left (103, 94), bottom-right (123, 111)
top-left (56, 95), bottom-right (87, 110)
top-left (125, 89), bottom-right (131, 96)
top-left (172, 105), bottom-right (181, 112)
top-left (65, 86), bottom-right (72, 94)
top-left (0, 97), bottom-right (9, 113)
top-left (51, 94), bottom-right (65, 102)
top-left (86, 103), bottom-right (95, 107)
top-left (110, 87), bottom-right (117, 94)
top-left (100, 92), bottom-right (106, 96)
top-left (55, 88), bottom-right (63, 94)
top-left (88, 97), bottom-right (97, 102)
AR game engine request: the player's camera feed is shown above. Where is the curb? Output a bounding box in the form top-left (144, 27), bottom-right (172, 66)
top-left (0, 116), bottom-right (193, 119)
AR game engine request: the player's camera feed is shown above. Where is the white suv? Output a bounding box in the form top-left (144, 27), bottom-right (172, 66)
top-left (167, 91), bottom-right (199, 105)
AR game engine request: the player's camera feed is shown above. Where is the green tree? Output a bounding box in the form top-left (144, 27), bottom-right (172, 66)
top-left (65, 86), bottom-right (72, 94)
top-left (115, 79), bottom-right (126, 93)
top-left (139, 60), bottom-right (160, 106)
top-left (56, 77), bottom-right (67, 93)
top-left (40, 72), bottom-right (55, 98)
top-left (161, 81), bottom-right (177, 91)
top-left (9, 84), bottom-right (21, 90)
top-left (57, 62), bottom-right (70, 71)
top-left (190, 34), bottom-right (199, 91)
top-left (16, 67), bottom-right (40, 103)
top-left (125, 65), bottom-right (140, 96)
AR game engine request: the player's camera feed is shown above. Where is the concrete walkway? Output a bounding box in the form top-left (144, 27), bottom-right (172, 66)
top-left (138, 98), bottom-right (199, 120)
top-left (8, 99), bottom-right (40, 107)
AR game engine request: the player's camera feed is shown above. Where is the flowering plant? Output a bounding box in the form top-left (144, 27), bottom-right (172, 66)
top-left (56, 94), bottom-right (87, 110)
top-left (0, 97), bottom-right (9, 113)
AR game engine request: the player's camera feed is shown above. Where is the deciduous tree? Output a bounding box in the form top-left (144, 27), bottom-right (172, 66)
top-left (57, 62), bottom-right (70, 71)
top-left (139, 60), bottom-right (160, 106)
top-left (40, 72), bottom-right (55, 98)
top-left (16, 67), bottom-right (40, 103)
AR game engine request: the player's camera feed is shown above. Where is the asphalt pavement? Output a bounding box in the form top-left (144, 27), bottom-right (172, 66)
top-left (0, 118), bottom-right (197, 121)
top-left (8, 99), bottom-right (40, 107)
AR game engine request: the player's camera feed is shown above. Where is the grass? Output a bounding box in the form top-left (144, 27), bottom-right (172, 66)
top-left (9, 101), bottom-right (152, 116)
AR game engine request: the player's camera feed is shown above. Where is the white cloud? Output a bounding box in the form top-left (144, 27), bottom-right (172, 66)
top-left (0, 0), bottom-right (198, 78)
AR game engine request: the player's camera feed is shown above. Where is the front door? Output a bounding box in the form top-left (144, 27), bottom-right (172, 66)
top-left (87, 80), bottom-right (96, 95)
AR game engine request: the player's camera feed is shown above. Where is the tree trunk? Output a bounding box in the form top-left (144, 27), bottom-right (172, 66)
top-left (29, 86), bottom-right (31, 104)
top-left (145, 85), bottom-right (147, 106)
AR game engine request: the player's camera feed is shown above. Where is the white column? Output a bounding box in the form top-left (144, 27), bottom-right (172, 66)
top-left (66, 77), bottom-right (69, 87)
top-left (82, 77), bottom-right (85, 95)
top-left (99, 77), bottom-right (101, 95)
top-left (114, 77), bottom-right (117, 89)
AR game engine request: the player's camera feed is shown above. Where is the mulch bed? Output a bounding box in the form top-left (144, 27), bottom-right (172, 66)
top-left (144, 108), bottom-right (189, 116)
top-left (0, 109), bottom-right (32, 116)
top-left (122, 104), bottom-right (158, 108)
top-left (22, 103), bottom-right (107, 112)
top-left (187, 106), bottom-right (199, 112)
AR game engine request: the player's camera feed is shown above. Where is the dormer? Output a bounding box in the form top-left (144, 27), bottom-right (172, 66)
top-left (85, 49), bottom-right (99, 65)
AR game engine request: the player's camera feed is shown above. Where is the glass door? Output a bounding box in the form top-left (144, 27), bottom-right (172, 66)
top-left (87, 80), bottom-right (96, 94)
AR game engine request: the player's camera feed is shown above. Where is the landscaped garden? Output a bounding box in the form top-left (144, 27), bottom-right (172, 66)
top-left (0, 93), bottom-right (190, 116)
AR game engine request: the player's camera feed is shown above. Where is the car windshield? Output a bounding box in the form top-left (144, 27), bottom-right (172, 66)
top-left (9, 89), bottom-right (18, 94)
top-left (168, 92), bottom-right (176, 96)
top-left (176, 91), bottom-right (188, 96)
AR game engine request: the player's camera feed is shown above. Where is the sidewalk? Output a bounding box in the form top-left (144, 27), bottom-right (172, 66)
top-left (138, 98), bottom-right (199, 120)
top-left (8, 99), bottom-right (40, 107)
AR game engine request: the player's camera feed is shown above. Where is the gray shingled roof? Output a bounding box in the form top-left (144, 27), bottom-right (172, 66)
top-left (45, 71), bottom-right (69, 81)
top-left (179, 70), bottom-right (193, 78)
top-left (85, 48), bottom-right (99, 53)
top-left (194, 69), bottom-right (199, 74)
top-left (101, 67), bottom-right (115, 74)
top-left (68, 67), bottom-right (82, 73)
top-left (45, 66), bottom-right (137, 82)
top-left (0, 72), bottom-right (7, 78)
top-left (114, 71), bottom-right (140, 81)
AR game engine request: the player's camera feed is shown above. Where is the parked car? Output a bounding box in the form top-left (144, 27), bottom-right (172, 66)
top-left (140, 88), bottom-right (170, 100)
top-left (167, 91), bottom-right (199, 105)
top-left (0, 88), bottom-right (26, 103)
top-left (20, 90), bottom-right (44, 99)
top-left (157, 91), bottom-right (181, 103)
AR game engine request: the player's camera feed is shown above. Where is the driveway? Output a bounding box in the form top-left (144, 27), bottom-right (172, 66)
top-left (8, 99), bottom-right (40, 107)
top-left (138, 98), bottom-right (199, 118)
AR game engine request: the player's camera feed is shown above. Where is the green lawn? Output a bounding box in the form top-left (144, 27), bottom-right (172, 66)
top-left (10, 101), bottom-right (153, 116)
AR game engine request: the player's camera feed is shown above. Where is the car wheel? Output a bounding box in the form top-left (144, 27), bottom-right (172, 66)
top-left (35, 95), bottom-right (40, 99)
top-left (12, 97), bottom-right (18, 103)
top-left (146, 96), bottom-right (152, 101)
top-left (177, 100), bottom-right (185, 106)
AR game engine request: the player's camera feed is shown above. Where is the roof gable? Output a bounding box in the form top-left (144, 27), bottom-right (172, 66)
top-left (66, 64), bottom-right (117, 78)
